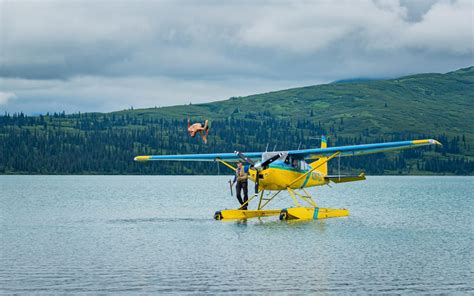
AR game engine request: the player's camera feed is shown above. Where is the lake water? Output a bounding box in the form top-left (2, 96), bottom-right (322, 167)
top-left (1, 176), bottom-right (473, 294)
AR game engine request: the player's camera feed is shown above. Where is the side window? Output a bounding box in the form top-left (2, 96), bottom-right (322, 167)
top-left (301, 161), bottom-right (310, 170)
top-left (291, 158), bottom-right (299, 169)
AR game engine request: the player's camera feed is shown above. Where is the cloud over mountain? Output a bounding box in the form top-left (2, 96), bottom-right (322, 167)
top-left (1, 0), bottom-right (472, 113)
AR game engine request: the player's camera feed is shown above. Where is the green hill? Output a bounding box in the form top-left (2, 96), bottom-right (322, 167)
top-left (124, 66), bottom-right (474, 146)
top-left (1, 66), bottom-right (473, 175)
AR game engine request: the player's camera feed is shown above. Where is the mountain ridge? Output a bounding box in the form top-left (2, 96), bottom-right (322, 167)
top-left (1, 66), bottom-right (473, 174)
top-left (120, 66), bottom-right (473, 151)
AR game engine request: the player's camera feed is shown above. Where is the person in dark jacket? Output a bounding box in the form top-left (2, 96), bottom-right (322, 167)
top-left (232, 161), bottom-right (249, 210)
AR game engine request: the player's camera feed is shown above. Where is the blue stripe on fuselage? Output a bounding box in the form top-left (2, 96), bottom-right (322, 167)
top-left (301, 173), bottom-right (312, 188)
top-left (268, 161), bottom-right (308, 173)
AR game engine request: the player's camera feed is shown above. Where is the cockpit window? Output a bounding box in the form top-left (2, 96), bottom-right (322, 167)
top-left (262, 152), bottom-right (288, 166)
top-left (292, 159), bottom-right (299, 168)
top-left (301, 161), bottom-right (311, 170)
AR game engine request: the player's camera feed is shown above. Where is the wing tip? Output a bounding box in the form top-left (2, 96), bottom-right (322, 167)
top-left (412, 139), bottom-right (442, 146)
top-left (134, 156), bottom-right (150, 162)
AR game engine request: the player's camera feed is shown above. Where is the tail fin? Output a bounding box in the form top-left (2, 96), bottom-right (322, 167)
top-left (310, 135), bottom-right (328, 175)
top-left (320, 135), bottom-right (327, 149)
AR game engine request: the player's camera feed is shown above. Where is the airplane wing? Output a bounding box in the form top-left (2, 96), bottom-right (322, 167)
top-left (288, 139), bottom-right (441, 160)
top-left (134, 151), bottom-right (263, 162)
top-left (134, 139), bottom-right (440, 162)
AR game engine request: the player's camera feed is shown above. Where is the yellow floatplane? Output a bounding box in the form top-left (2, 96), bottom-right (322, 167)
top-left (134, 137), bottom-right (440, 221)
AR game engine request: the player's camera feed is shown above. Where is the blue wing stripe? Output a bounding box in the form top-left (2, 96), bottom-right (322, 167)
top-left (134, 139), bottom-right (439, 162)
top-left (288, 140), bottom-right (438, 159)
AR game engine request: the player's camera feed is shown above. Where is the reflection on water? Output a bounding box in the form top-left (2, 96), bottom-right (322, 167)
top-left (107, 217), bottom-right (209, 224)
top-left (1, 175), bottom-right (473, 294)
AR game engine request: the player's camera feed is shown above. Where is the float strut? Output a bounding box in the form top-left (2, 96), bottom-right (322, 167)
top-left (287, 188), bottom-right (302, 207)
top-left (257, 190), bottom-right (282, 210)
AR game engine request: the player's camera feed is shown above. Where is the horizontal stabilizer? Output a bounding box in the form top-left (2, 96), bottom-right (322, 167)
top-left (325, 173), bottom-right (366, 183)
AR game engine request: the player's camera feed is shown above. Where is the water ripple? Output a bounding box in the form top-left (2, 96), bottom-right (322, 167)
top-left (1, 175), bottom-right (473, 294)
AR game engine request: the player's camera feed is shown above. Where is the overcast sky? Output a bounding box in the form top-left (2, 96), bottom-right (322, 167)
top-left (0, 0), bottom-right (473, 114)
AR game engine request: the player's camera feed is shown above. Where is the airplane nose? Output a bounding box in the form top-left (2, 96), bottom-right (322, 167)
top-left (260, 170), bottom-right (269, 183)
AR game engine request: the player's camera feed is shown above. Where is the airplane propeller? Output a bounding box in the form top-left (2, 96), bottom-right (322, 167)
top-left (254, 153), bottom-right (281, 170)
top-left (234, 151), bottom-right (283, 193)
top-left (234, 151), bottom-right (255, 166)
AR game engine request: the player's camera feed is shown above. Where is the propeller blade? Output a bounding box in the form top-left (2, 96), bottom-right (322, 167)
top-left (255, 173), bottom-right (259, 193)
top-left (234, 151), bottom-right (255, 165)
top-left (254, 153), bottom-right (282, 170)
top-left (235, 151), bottom-right (282, 193)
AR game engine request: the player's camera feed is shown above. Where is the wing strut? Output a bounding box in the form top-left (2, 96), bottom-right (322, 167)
top-left (216, 158), bottom-right (256, 183)
top-left (216, 158), bottom-right (237, 172)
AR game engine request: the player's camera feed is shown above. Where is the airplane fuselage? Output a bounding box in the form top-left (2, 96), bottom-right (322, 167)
top-left (248, 160), bottom-right (327, 191)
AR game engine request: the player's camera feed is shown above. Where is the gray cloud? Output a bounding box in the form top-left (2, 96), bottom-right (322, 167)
top-left (0, 91), bottom-right (16, 105)
top-left (0, 0), bottom-right (472, 114)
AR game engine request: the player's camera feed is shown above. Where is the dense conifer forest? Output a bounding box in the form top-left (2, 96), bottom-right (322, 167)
top-left (0, 112), bottom-right (472, 175)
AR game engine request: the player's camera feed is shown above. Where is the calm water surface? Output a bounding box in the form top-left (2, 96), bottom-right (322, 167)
top-left (1, 176), bottom-right (473, 294)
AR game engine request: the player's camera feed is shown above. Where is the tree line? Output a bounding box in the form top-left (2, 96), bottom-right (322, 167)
top-left (0, 112), bottom-right (472, 175)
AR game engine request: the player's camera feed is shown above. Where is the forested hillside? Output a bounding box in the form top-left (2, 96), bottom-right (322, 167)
top-left (1, 67), bottom-right (473, 175)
